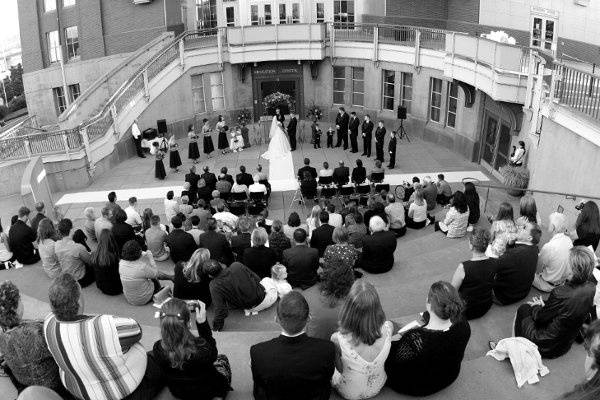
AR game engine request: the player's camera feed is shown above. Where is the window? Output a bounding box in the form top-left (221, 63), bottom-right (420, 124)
top-left (68, 83), bottom-right (80, 102)
top-left (401, 72), bottom-right (413, 114)
top-left (291, 3), bottom-right (299, 23)
top-left (44, 0), bottom-right (56, 12)
top-left (47, 30), bottom-right (61, 63)
top-left (279, 4), bottom-right (287, 24)
top-left (191, 74), bottom-right (206, 113)
top-left (333, 0), bottom-right (354, 29)
top-left (382, 70), bottom-right (395, 111)
top-left (225, 6), bottom-right (235, 27)
top-left (64, 26), bottom-right (79, 60)
top-left (429, 78), bottom-right (443, 122)
top-left (316, 2), bottom-right (325, 23)
top-left (333, 66), bottom-right (345, 104)
top-left (531, 16), bottom-right (556, 52)
top-left (352, 67), bottom-right (364, 106)
top-left (446, 82), bottom-right (458, 128)
top-left (250, 5), bottom-right (258, 25)
top-left (196, 0), bottom-right (217, 31)
top-left (209, 72), bottom-right (224, 111)
top-left (52, 87), bottom-right (67, 115)
top-left (264, 4), bottom-right (272, 24)
top-left (63, 0), bottom-right (76, 7)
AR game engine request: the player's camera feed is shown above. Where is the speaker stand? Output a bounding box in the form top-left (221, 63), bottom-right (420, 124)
top-left (395, 120), bottom-right (411, 142)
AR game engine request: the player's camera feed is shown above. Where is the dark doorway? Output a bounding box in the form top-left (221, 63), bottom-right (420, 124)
top-left (252, 62), bottom-right (304, 121)
top-left (260, 80), bottom-right (297, 115)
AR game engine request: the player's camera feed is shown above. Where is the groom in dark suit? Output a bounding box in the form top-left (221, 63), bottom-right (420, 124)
top-left (348, 111), bottom-right (360, 153)
top-left (335, 107), bottom-right (349, 150)
top-left (287, 113), bottom-right (297, 151)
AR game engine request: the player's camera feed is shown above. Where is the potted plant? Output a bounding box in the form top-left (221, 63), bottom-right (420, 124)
top-left (500, 164), bottom-right (530, 197)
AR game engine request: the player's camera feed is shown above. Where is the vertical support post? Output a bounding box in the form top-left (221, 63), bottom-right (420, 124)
top-left (24, 138), bottom-right (32, 159)
top-left (330, 22), bottom-right (336, 59)
top-left (549, 62), bottom-right (558, 102)
top-left (62, 132), bottom-right (70, 155)
top-left (372, 25), bottom-right (379, 62)
top-left (80, 126), bottom-right (92, 166)
top-left (525, 51), bottom-right (535, 108)
top-left (110, 104), bottom-right (119, 137)
top-left (217, 28), bottom-right (223, 67)
top-left (143, 69), bottom-right (149, 100)
top-left (484, 186), bottom-right (490, 214)
top-left (414, 29), bottom-right (421, 69)
top-left (179, 38), bottom-right (185, 70)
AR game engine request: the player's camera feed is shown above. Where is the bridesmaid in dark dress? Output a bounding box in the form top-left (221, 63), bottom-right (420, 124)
top-left (188, 124), bottom-right (200, 163)
top-left (216, 115), bottom-right (228, 154)
top-left (168, 134), bottom-right (182, 173)
top-left (154, 143), bottom-right (167, 180)
top-left (202, 118), bottom-right (214, 158)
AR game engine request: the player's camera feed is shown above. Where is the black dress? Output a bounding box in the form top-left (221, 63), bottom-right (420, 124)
top-left (217, 123), bottom-right (228, 150)
top-left (91, 254), bottom-right (123, 295)
top-left (155, 151), bottom-right (167, 180)
top-left (202, 125), bottom-right (214, 154)
top-left (188, 131), bottom-right (200, 160)
top-left (169, 144), bottom-right (182, 169)
top-left (172, 262), bottom-right (212, 306)
top-left (459, 258), bottom-right (497, 320)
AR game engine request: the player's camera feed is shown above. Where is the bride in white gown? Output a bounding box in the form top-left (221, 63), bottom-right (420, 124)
top-left (261, 116), bottom-right (291, 160)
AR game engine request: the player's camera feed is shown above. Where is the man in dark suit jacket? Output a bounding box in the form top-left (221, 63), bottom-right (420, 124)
top-left (283, 228), bottom-right (319, 289)
top-left (251, 291), bottom-right (335, 400)
top-left (220, 167), bottom-right (234, 185)
top-left (361, 115), bottom-right (374, 157)
top-left (165, 216), bottom-right (197, 264)
top-left (348, 111), bottom-right (360, 153)
top-left (198, 218), bottom-right (234, 266)
top-left (8, 207), bottom-right (40, 265)
top-left (185, 166), bottom-right (200, 193)
top-left (332, 161), bottom-right (350, 186)
top-left (494, 223), bottom-right (541, 305)
top-left (201, 166), bottom-right (217, 191)
top-left (287, 113), bottom-right (298, 151)
top-left (310, 211), bottom-right (335, 257)
top-left (388, 130), bottom-right (397, 169)
top-left (236, 165), bottom-right (254, 187)
top-left (374, 121), bottom-right (386, 163)
top-left (297, 158), bottom-right (317, 180)
top-left (30, 202), bottom-right (46, 238)
top-left (335, 107), bottom-right (350, 149)
top-left (230, 217), bottom-right (252, 263)
top-left (358, 216), bottom-right (397, 273)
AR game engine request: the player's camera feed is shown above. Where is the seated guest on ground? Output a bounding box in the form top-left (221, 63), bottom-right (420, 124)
top-left (209, 190), bottom-right (223, 211)
top-left (573, 200), bottom-right (600, 250)
top-left (90, 229), bottom-right (122, 295)
top-left (0, 281), bottom-right (62, 395)
top-left (435, 174), bottom-right (453, 205)
top-left (94, 206), bottom-right (113, 240)
top-left (250, 291), bottom-right (336, 400)
top-left (197, 179), bottom-right (213, 204)
top-left (105, 191), bottom-right (123, 223)
top-left (319, 161), bottom-right (333, 178)
top-left (244, 228), bottom-right (278, 278)
top-left (216, 173), bottom-right (232, 195)
top-left (236, 165), bottom-right (254, 187)
top-left (434, 191), bottom-right (470, 238)
top-left (421, 176), bottom-right (438, 211)
top-left (283, 228), bottom-right (320, 289)
top-left (149, 298), bottom-right (231, 400)
top-left (298, 157), bottom-right (317, 180)
top-left (164, 190), bottom-right (179, 223)
top-left (402, 177), bottom-right (420, 202)
top-left (145, 215), bottom-right (170, 261)
top-left (206, 260), bottom-right (277, 331)
top-left (55, 218), bottom-right (94, 287)
top-left (82, 207), bottom-right (97, 242)
top-left (451, 229), bottom-right (497, 320)
top-left (310, 211), bottom-right (336, 257)
top-left (173, 248), bottom-right (212, 305)
top-left (327, 203), bottom-right (343, 229)
top-left (331, 280), bottom-right (393, 400)
top-left (181, 182), bottom-right (196, 206)
top-left (260, 263), bottom-right (292, 299)
top-left (534, 212), bottom-right (574, 292)
top-left (323, 227), bottom-right (359, 271)
top-left (306, 205), bottom-right (322, 237)
top-left (124, 197), bottom-right (142, 229)
top-left (486, 202), bottom-right (517, 258)
top-left (493, 222), bottom-right (541, 305)
top-left (256, 209), bottom-right (273, 234)
top-left (220, 166), bottom-right (234, 185)
top-left (37, 218), bottom-right (59, 279)
top-left (560, 320), bottom-right (600, 400)
top-left (179, 195), bottom-right (194, 219)
top-left (385, 281), bottom-right (470, 396)
top-left (300, 171), bottom-right (318, 200)
top-left (0, 218), bottom-right (12, 268)
top-left (268, 220), bottom-right (291, 262)
top-left (514, 246), bottom-right (596, 359)
top-left (231, 176), bottom-right (249, 195)
top-left (231, 216), bottom-right (252, 263)
top-left (464, 181), bottom-right (480, 231)
top-left (44, 273), bottom-right (153, 400)
top-left (346, 214), bottom-right (367, 248)
top-left (112, 209), bottom-right (137, 254)
top-left (283, 212), bottom-right (307, 241)
top-left (8, 207), bottom-right (40, 265)
top-left (187, 215), bottom-right (204, 246)
top-left (166, 216), bottom-right (197, 264)
top-left (141, 208), bottom-right (154, 233)
top-left (72, 227), bottom-right (92, 253)
top-left (333, 161), bottom-right (350, 186)
top-left (193, 200), bottom-right (211, 230)
top-left (358, 216), bottom-right (397, 274)
top-left (29, 201), bottom-right (46, 237)
top-left (516, 194), bottom-right (539, 227)
top-left (369, 160), bottom-right (385, 182)
top-left (120, 240), bottom-right (172, 306)
top-left (198, 218), bottom-right (234, 266)
top-left (363, 199), bottom-right (388, 229)
top-left (351, 159), bottom-right (367, 184)
top-left (213, 202), bottom-right (238, 232)
top-left (385, 193), bottom-right (406, 237)
top-left (249, 175), bottom-right (268, 195)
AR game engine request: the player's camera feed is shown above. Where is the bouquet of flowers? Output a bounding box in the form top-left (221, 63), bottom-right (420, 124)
top-left (237, 109), bottom-right (252, 126)
top-left (262, 92), bottom-right (294, 115)
top-left (306, 105), bottom-right (323, 122)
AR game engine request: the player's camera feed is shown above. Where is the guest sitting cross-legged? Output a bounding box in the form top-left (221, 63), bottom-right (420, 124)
top-left (406, 188), bottom-right (429, 229)
top-left (243, 228), bottom-right (278, 279)
top-left (36, 218), bottom-right (60, 279)
top-left (434, 191), bottom-right (470, 238)
top-left (94, 206), bottom-right (113, 241)
top-left (166, 215), bottom-right (197, 264)
top-left (282, 228), bottom-right (319, 290)
top-left (385, 281), bottom-right (471, 396)
top-left (112, 209), bottom-right (137, 255)
top-left (533, 212), bottom-right (574, 292)
top-left (82, 207), bottom-right (97, 242)
top-left (560, 319), bottom-right (600, 400)
top-left (230, 216), bottom-right (252, 263)
top-left (173, 248), bottom-right (212, 306)
top-left (346, 213), bottom-right (367, 249)
top-left (283, 212), bottom-right (307, 241)
top-left (268, 220), bottom-right (291, 262)
top-left (513, 246), bottom-right (596, 359)
top-left (198, 218), bottom-right (234, 266)
top-left (331, 280), bottom-right (393, 400)
top-left (250, 291), bottom-right (336, 400)
top-left (148, 298), bottom-right (231, 400)
top-left (486, 202), bottom-right (518, 258)
top-left (55, 218), bottom-right (94, 287)
top-left (8, 207), bottom-right (40, 265)
top-left (90, 229), bottom-right (123, 295)
top-left (323, 226), bottom-right (359, 271)
top-left (145, 214), bottom-right (170, 262)
top-left (385, 193), bottom-right (406, 237)
top-left (310, 210), bottom-right (335, 257)
top-left (358, 216), bottom-right (397, 274)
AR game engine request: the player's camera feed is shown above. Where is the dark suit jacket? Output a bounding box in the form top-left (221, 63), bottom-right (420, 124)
top-left (230, 232), bottom-right (251, 263)
top-left (111, 222), bottom-right (136, 255)
top-left (251, 334), bottom-right (335, 400)
top-left (30, 212), bottom-right (45, 238)
top-left (8, 220), bottom-right (38, 264)
top-left (287, 117), bottom-right (297, 134)
top-left (198, 230), bottom-right (233, 266)
top-left (309, 224), bottom-right (335, 257)
top-left (222, 173), bottom-right (234, 185)
top-left (335, 112), bottom-right (349, 133)
top-left (349, 116), bottom-right (359, 136)
top-left (362, 120), bottom-right (374, 137)
top-left (282, 245), bottom-right (319, 289)
top-left (388, 136), bottom-right (397, 153)
top-left (166, 228), bottom-right (198, 264)
top-left (236, 172), bottom-right (254, 187)
top-left (185, 172), bottom-right (200, 191)
top-left (298, 166), bottom-right (317, 180)
top-left (243, 245), bottom-right (278, 279)
top-left (359, 231), bottom-right (397, 273)
top-left (375, 127), bottom-right (386, 144)
top-left (494, 243), bottom-right (539, 305)
top-left (351, 167), bottom-right (367, 184)
top-left (333, 166), bottom-right (350, 186)
top-left (201, 172), bottom-right (217, 190)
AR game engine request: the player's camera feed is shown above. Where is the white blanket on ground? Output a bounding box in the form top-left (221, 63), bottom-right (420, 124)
top-left (486, 337), bottom-right (549, 388)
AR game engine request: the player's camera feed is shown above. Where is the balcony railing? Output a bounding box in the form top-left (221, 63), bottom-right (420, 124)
top-left (553, 63), bottom-right (600, 120)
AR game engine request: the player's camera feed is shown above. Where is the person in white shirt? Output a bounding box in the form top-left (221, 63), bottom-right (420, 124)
top-left (164, 191), bottom-right (179, 223)
top-left (255, 164), bottom-right (268, 182)
top-left (124, 196), bottom-right (142, 229)
top-left (510, 141), bottom-right (526, 166)
top-left (260, 263), bottom-right (292, 299)
top-left (187, 215), bottom-right (204, 246)
top-left (131, 119), bottom-right (145, 158)
top-left (231, 177), bottom-right (249, 195)
top-left (533, 212), bottom-right (574, 292)
top-left (326, 203), bottom-right (343, 229)
top-left (213, 203), bottom-right (238, 231)
top-left (249, 174), bottom-right (268, 195)
top-left (319, 161), bottom-right (334, 178)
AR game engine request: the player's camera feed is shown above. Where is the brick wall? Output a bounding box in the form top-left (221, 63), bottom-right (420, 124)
top-left (78, 0), bottom-right (106, 60)
top-left (17, 0), bottom-right (43, 73)
top-left (447, 0), bottom-right (479, 23)
top-left (385, 0), bottom-right (448, 21)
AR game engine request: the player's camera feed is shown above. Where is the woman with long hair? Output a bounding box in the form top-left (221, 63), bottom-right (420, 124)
top-left (0, 218), bottom-right (13, 269)
top-left (486, 202), bottom-right (518, 257)
top-left (306, 205), bottom-right (322, 237)
top-left (516, 195), bottom-right (538, 227)
top-left (434, 191), bottom-right (470, 238)
top-left (201, 118), bottom-right (214, 158)
top-left (331, 280), bottom-right (393, 399)
top-left (187, 123), bottom-right (200, 163)
top-left (216, 115), bottom-right (229, 154)
top-left (142, 208), bottom-right (154, 233)
top-left (561, 320), bottom-right (600, 400)
top-left (90, 229), bottom-right (122, 295)
top-left (574, 201), bottom-right (600, 250)
top-left (37, 219), bottom-right (60, 279)
top-left (150, 298), bottom-right (231, 400)
top-left (283, 211), bottom-right (307, 241)
top-left (173, 248), bottom-right (212, 305)
top-left (463, 181), bottom-right (480, 231)
top-left (406, 188), bottom-right (428, 229)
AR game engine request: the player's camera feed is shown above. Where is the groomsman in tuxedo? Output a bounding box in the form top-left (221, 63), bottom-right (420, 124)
top-left (375, 120), bottom-right (386, 162)
top-left (348, 112), bottom-right (359, 153)
top-left (361, 114), bottom-right (374, 157)
top-left (388, 130), bottom-right (397, 169)
top-left (335, 107), bottom-right (349, 150)
top-left (287, 113), bottom-right (298, 151)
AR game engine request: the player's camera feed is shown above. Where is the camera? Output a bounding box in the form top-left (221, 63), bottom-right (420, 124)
top-left (185, 300), bottom-right (200, 311)
top-left (575, 200), bottom-right (586, 211)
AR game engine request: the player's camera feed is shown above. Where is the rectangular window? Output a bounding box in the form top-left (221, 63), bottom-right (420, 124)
top-left (333, 66), bottom-right (345, 104)
top-left (279, 3), bottom-right (287, 24)
top-left (400, 72), bottom-right (412, 115)
top-left (44, 0), bottom-right (56, 12)
top-left (47, 30), bottom-right (61, 63)
top-left (196, 0), bottom-right (217, 31)
top-left (352, 67), bottom-right (364, 106)
top-left (64, 26), bottom-right (79, 60)
top-left (52, 87), bottom-right (66, 115)
top-left (382, 70), bottom-right (395, 111)
top-left (68, 83), bottom-right (80, 102)
top-left (333, 0), bottom-right (354, 29)
top-left (225, 6), bottom-right (235, 27)
top-left (191, 74), bottom-right (206, 113)
top-left (250, 4), bottom-right (258, 25)
top-left (264, 4), bottom-right (272, 24)
top-left (316, 2), bottom-right (325, 23)
top-left (292, 3), bottom-right (300, 23)
top-left (209, 72), bottom-right (224, 111)
top-left (446, 82), bottom-right (458, 128)
top-left (429, 78), bottom-right (443, 123)
top-left (63, 0), bottom-right (76, 7)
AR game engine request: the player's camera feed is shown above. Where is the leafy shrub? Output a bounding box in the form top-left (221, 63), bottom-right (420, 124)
top-left (7, 94), bottom-right (26, 112)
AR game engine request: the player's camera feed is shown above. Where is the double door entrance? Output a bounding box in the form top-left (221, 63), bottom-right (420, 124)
top-left (251, 62), bottom-right (304, 120)
top-left (480, 113), bottom-right (512, 176)
top-left (250, 1), bottom-right (301, 25)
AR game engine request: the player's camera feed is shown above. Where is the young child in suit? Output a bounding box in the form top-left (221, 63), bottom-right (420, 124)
top-left (326, 127), bottom-right (335, 148)
top-left (312, 123), bottom-right (322, 149)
